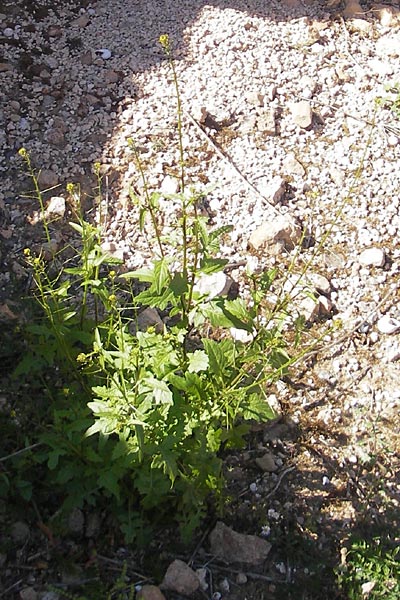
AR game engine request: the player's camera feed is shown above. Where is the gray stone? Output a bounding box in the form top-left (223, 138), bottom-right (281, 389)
top-left (45, 128), bottom-right (65, 146)
top-left (256, 453), bottom-right (277, 472)
top-left (137, 307), bottom-right (164, 333)
top-left (20, 587), bottom-right (38, 600)
top-left (38, 169), bottom-right (59, 190)
top-left (162, 559), bottom-right (200, 596)
top-left (209, 521), bottom-right (271, 564)
top-left (81, 50), bottom-right (94, 65)
top-left (71, 14), bottom-right (90, 28)
top-left (11, 521), bottom-right (30, 544)
top-left (68, 507), bottom-right (84, 535)
top-left (104, 70), bottom-right (120, 84)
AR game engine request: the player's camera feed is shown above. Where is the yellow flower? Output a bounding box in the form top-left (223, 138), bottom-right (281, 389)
top-left (76, 353), bottom-right (87, 363)
top-left (18, 147), bottom-right (27, 158)
top-left (109, 270), bottom-right (116, 279)
top-left (66, 182), bottom-right (75, 194)
top-left (93, 162), bottom-right (101, 175)
top-left (108, 294), bottom-right (117, 304)
top-left (159, 34), bottom-right (170, 49)
top-left (23, 248), bottom-right (31, 257)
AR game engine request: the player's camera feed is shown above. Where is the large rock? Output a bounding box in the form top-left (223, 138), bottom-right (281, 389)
top-left (248, 215), bottom-right (301, 255)
top-left (161, 559), bottom-right (200, 596)
top-left (209, 521), bottom-right (271, 564)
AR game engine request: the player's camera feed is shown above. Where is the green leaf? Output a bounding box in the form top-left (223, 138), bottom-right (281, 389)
top-left (142, 377), bottom-right (173, 406)
top-left (188, 350), bottom-right (209, 373)
top-left (153, 258), bottom-right (171, 294)
top-left (120, 268), bottom-right (154, 282)
top-left (221, 423), bottom-right (250, 449)
top-left (224, 298), bottom-right (254, 324)
top-left (69, 222), bottom-right (84, 235)
top-left (98, 470), bottom-right (120, 499)
top-left (87, 400), bottom-right (112, 415)
top-left (170, 272), bottom-right (188, 296)
top-left (206, 427), bottom-right (222, 452)
top-left (242, 392), bottom-right (276, 421)
top-left (16, 479), bottom-right (33, 501)
top-left (48, 449), bottom-right (64, 470)
top-left (202, 338), bottom-right (225, 377)
top-left (152, 450), bottom-right (178, 484)
top-left (199, 257), bottom-right (229, 274)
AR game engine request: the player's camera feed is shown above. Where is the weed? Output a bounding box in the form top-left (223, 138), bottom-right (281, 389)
top-left (3, 35), bottom-right (346, 547)
top-left (336, 538), bottom-right (400, 600)
top-left (376, 82), bottom-right (400, 120)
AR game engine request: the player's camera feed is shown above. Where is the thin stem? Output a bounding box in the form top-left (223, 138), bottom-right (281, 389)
top-left (129, 139), bottom-right (165, 258)
top-left (19, 149), bottom-right (52, 247)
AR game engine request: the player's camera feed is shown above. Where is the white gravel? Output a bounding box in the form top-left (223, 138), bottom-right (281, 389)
top-left (1, 0), bottom-right (400, 454)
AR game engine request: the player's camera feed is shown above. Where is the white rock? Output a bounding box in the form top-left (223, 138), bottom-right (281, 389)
top-left (160, 175), bottom-right (179, 195)
top-left (230, 327), bottom-right (255, 343)
top-left (290, 100), bottom-right (313, 129)
top-left (195, 272), bottom-right (232, 299)
top-left (248, 215), bottom-right (301, 254)
top-left (246, 91), bottom-right (265, 107)
top-left (195, 568), bottom-right (209, 591)
top-left (359, 248), bottom-right (386, 267)
top-left (46, 196), bottom-right (66, 219)
top-left (101, 241), bottom-right (124, 261)
top-left (307, 273), bottom-right (331, 294)
top-left (361, 581), bottom-right (376, 596)
top-left (3, 27), bottom-right (13, 37)
top-left (376, 34), bottom-right (400, 57)
top-left (377, 315), bottom-right (400, 334)
top-left (137, 585), bottom-right (166, 600)
top-left (96, 48), bottom-right (112, 60)
top-left (349, 19), bottom-right (372, 34)
top-left (283, 153), bottom-right (305, 176)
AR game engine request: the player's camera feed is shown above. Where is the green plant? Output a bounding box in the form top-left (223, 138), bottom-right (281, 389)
top-left (376, 82), bottom-right (400, 120)
top-left (336, 538), bottom-right (400, 599)
top-left (3, 34), bottom-right (337, 544)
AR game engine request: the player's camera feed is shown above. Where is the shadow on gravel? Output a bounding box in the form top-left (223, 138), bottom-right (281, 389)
top-left (220, 412), bottom-right (400, 599)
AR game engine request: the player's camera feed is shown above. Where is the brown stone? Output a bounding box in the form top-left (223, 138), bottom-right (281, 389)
top-left (209, 522), bottom-right (271, 565)
top-left (162, 560), bottom-right (200, 596)
top-left (71, 14), bottom-right (90, 28)
top-left (37, 169), bottom-right (59, 190)
top-left (137, 585), bottom-right (166, 600)
top-left (104, 69), bottom-right (120, 84)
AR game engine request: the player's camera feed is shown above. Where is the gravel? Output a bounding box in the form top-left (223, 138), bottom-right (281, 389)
top-left (1, 0), bottom-right (400, 595)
